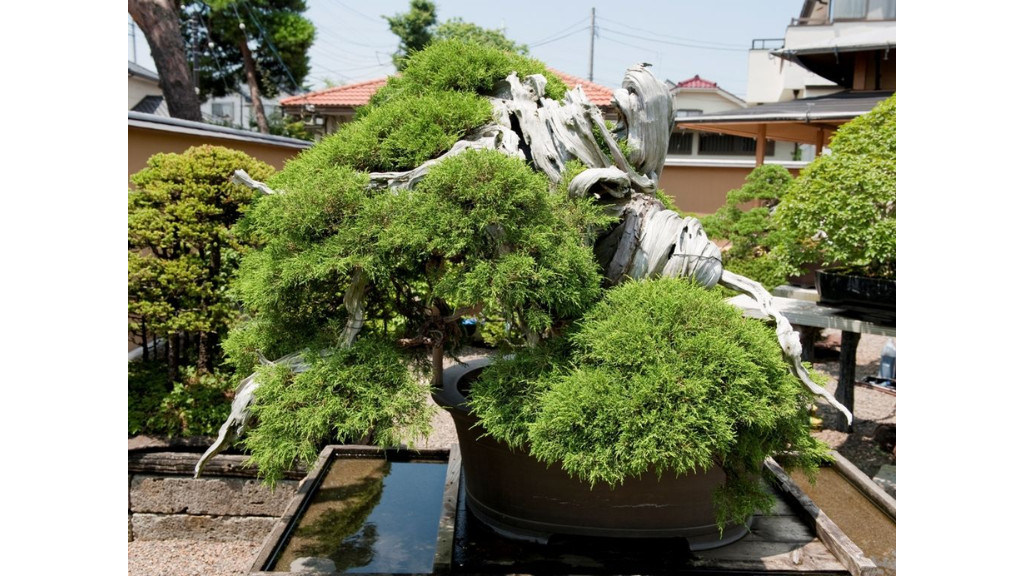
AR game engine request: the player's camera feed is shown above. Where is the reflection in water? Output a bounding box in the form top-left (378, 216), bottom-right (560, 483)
top-left (789, 468), bottom-right (896, 576)
top-left (272, 458), bottom-right (447, 574)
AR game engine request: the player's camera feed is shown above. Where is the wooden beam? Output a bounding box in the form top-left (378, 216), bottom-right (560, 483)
top-left (755, 124), bottom-right (766, 166)
top-left (815, 128), bottom-right (825, 156)
top-left (853, 53), bottom-right (868, 91)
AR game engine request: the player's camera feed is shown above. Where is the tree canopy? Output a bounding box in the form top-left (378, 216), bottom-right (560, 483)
top-left (184, 0), bottom-right (315, 132)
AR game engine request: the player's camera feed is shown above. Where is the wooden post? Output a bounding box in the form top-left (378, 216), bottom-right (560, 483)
top-left (835, 331), bottom-right (861, 432)
top-left (755, 124), bottom-right (767, 166)
top-left (815, 128), bottom-right (825, 157)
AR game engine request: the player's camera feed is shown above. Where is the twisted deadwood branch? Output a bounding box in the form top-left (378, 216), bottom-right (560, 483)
top-left (196, 64), bottom-right (849, 477)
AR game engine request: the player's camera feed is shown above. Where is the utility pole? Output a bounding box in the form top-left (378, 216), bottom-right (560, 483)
top-left (588, 7), bottom-right (595, 82)
top-left (191, 13), bottom-right (200, 94)
top-left (129, 21), bottom-right (137, 63)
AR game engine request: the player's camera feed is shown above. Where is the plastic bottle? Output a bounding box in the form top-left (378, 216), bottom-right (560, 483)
top-left (878, 338), bottom-right (896, 380)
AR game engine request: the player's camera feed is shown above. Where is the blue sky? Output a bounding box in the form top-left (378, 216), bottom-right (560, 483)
top-left (129, 0), bottom-right (804, 99)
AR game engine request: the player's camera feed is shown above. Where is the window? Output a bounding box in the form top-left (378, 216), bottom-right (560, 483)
top-left (697, 134), bottom-right (775, 156)
top-left (668, 132), bottom-right (693, 155)
top-left (211, 102), bottom-right (233, 122)
top-left (832, 0), bottom-right (895, 21)
top-left (674, 109), bottom-right (703, 121)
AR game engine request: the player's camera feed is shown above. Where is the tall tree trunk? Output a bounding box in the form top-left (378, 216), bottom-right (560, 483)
top-left (167, 331), bottom-right (180, 385)
top-left (128, 0), bottom-right (203, 122)
top-left (198, 331), bottom-right (216, 374)
top-left (141, 319), bottom-right (149, 362)
top-left (239, 38), bottom-right (270, 134)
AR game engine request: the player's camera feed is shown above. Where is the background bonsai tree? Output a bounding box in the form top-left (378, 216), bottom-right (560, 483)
top-left (774, 95), bottom-right (896, 279)
top-left (197, 41), bottom-right (837, 529)
top-left (128, 145), bottom-right (274, 436)
top-left (701, 164), bottom-right (794, 290)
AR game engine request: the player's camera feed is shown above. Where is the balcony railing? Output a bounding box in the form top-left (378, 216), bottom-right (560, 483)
top-left (750, 38), bottom-right (785, 50)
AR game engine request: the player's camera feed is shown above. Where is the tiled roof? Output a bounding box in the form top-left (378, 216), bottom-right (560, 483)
top-left (129, 61), bottom-right (160, 82)
top-left (280, 77), bottom-right (389, 108)
top-left (677, 75), bottom-right (718, 89)
top-left (131, 95), bottom-right (168, 116)
top-left (549, 69), bottom-right (615, 106)
top-left (280, 70), bottom-right (617, 110)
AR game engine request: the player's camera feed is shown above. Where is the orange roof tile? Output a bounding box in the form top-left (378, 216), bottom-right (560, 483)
top-left (279, 69), bottom-right (616, 110)
top-left (279, 77), bottom-right (389, 108)
top-left (548, 69), bottom-right (615, 106)
top-left (676, 75), bottom-right (719, 89)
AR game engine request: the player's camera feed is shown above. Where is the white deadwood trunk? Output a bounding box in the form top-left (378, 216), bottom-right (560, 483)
top-left (197, 64), bottom-right (850, 476)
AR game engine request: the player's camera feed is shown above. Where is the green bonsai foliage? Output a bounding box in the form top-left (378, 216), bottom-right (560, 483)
top-left (129, 145), bottom-right (275, 378)
top-left (775, 95), bottom-right (896, 278)
top-left (316, 92), bottom-right (492, 172)
top-left (701, 164), bottom-right (793, 289)
top-left (225, 40), bottom-right (607, 478)
top-left (244, 336), bottom-right (431, 486)
top-left (472, 278), bottom-right (830, 529)
top-left (128, 146), bottom-right (274, 438)
top-left (368, 39), bottom-right (567, 107)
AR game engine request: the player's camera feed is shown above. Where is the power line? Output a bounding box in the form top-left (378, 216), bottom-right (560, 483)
top-left (601, 34), bottom-right (661, 55)
top-left (325, 0), bottom-right (383, 24)
top-left (599, 25), bottom-right (748, 52)
top-left (524, 15), bottom-right (591, 46)
top-left (239, 0), bottom-right (302, 92)
top-left (595, 16), bottom-right (747, 49)
top-left (529, 26), bottom-right (590, 48)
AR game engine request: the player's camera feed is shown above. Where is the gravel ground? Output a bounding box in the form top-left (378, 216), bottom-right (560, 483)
top-left (807, 330), bottom-right (897, 479)
top-left (128, 335), bottom-right (895, 576)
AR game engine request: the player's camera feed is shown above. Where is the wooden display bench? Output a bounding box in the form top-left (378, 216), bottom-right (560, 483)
top-left (728, 290), bottom-right (895, 430)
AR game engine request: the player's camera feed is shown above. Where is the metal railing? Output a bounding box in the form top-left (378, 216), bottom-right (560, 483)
top-left (750, 38), bottom-right (785, 50)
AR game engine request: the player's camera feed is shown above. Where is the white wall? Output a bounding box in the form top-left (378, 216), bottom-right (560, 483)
top-left (128, 76), bottom-right (162, 109)
top-left (671, 91), bottom-right (741, 115)
top-left (745, 50), bottom-right (837, 105)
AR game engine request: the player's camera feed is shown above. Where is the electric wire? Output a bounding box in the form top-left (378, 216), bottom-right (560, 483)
top-left (239, 0), bottom-right (302, 92)
top-left (524, 15), bottom-right (591, 46)
top-left (595, 16), bottom-right (747, 49)
top-left (598, 25), bottom-right (748, 52)
top-left (529, 26), bottom-right (590, 48)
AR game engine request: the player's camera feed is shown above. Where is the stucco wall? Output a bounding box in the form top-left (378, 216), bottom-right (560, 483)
top-left (128, 125), bottom-right (309, 182)
top-left (660, 163), bottom-right (802, 215)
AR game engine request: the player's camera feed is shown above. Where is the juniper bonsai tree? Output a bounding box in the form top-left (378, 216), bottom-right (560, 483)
top-left (195, 41), bottom-right (840, 526)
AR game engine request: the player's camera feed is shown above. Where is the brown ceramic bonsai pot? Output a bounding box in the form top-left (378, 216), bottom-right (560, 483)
top-left (432, 357), bottom-right (751, 550)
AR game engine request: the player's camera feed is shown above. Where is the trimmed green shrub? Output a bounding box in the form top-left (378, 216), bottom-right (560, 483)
top-left (128, 360), bottom-right (234, 437)
top-left (129, 145), bottom-right (275, 439)
top-left (129, 145), bottom-right (275, 379)
top-left (775, 95), bottom-right (896, 278)
top-left (472, 278), bottom-right (830, 529)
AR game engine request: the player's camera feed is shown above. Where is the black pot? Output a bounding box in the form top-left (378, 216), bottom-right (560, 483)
top-left (815, 267), bottom-right (896, 326)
